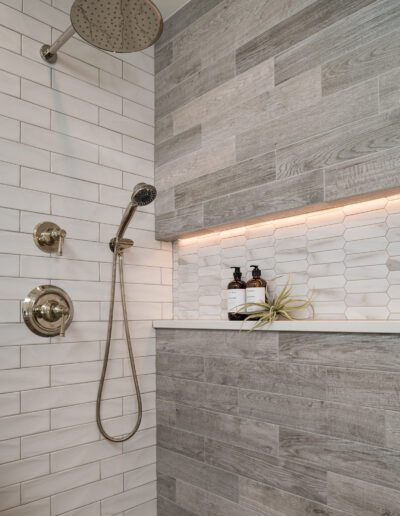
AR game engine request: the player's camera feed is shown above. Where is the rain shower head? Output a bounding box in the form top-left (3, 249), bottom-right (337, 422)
top-left (40, 0), bottom-right (163, 63)
top-left (131, 183), bottom-right (157, 206)
top-left (71, 0), bottom-right (163, 53)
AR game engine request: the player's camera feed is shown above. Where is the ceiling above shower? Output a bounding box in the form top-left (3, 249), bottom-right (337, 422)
top-left (157, 0), bottom-right (191, 20)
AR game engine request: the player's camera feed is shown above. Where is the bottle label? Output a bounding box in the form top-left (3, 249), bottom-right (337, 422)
top-left (227, 289), bottom-right (246, 313)
top-left (246, 287), bottom-right (266, 313)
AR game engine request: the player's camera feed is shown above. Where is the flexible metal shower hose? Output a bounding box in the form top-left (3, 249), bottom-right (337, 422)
top-left (96, 242), bottom-right (142, 442)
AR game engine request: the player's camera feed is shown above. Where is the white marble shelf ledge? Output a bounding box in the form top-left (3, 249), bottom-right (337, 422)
top-left (153, 320), bottom-right (400, 334)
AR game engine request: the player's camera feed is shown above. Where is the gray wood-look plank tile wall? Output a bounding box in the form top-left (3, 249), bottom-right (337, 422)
top-left (155, 0), bottom-right (400, 240)
top-left (156, 329), bottom-right (400, 516)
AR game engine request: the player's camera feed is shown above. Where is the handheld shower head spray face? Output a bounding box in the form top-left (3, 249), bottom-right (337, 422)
top-left (114, 183), bottom-right (157, 243)
top-left (131, 183), bottom-right (157, 206)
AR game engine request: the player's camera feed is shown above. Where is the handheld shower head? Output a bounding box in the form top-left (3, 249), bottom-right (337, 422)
top-left (114, 183), bottom-right (157, 242)
top-left (100, 182), bottom-right (157, 442)
top-left (131, 183), bottom-right (157, 206)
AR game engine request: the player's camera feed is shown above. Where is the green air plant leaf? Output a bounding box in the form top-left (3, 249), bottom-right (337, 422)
top-left (239, 275), bottom-right (314, 330)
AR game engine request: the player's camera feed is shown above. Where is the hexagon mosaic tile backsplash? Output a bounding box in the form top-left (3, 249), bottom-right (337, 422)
top-left (173, 195), bottom-right (400, 321)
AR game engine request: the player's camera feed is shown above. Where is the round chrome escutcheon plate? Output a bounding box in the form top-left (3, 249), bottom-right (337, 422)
top-left (23, 285), bottom-right (74, 337)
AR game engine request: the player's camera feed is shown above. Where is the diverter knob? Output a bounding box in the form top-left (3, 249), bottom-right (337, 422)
top-left (33, 222), bottom-right (67, 256)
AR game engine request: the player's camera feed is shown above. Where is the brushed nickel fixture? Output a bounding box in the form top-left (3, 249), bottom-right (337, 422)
top-left (23, 285), bottom-right (74, 338)
top-left (97, 183), bottom-right (157, 442)
top-left (40, 0), bottom-right (163, 64)
top-left (33, 222), bottom-right (66, 256)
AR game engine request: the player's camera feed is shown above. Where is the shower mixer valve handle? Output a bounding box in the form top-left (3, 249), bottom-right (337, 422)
top-left (34, 301), bottom-right (69, 337)
top-left (33, 222), bottom-right (67, 256)
top-left (23, 285), bottom-right (74, 338)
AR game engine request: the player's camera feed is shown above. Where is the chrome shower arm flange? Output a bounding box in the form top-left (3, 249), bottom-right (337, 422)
top-left (40, 25), bottom-right (76, 63)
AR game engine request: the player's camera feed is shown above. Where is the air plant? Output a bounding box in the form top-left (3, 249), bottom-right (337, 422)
top-left (241, 275), bottom-right (313, 329)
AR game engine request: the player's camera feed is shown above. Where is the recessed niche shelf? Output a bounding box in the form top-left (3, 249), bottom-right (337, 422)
top-left (153, 319), bottom-right (400, 334)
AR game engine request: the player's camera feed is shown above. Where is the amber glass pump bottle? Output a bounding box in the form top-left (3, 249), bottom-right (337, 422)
top-left (246, 265), bottom-right (267, 319)
top-left (227, 267), bottom-right (247, 320)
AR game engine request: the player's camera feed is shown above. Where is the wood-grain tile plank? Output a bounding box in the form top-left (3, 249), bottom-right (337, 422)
top-left (158, 447), bottom-right (239, 502)
top-left (155, 204), bottom-right (204, 241)
top-left (328, 472), bottom-right (400, 516)
top-left (156, 51), bottom-right (201, 98)
top-left (203, 170), bottom-right (324, 231)
top-left (275, 0), bottom-right (400, 85)
top-left (239, 476), bottom-right (347, 516)
top-left (205, 438), bottom-right (327, 503)
top-left (322, 28), bottom-right (400, 95)
top-left (237, 79), bottom-right (378, 162)
top-left (156, 0), bottom-right (224, 49)
top-left (279, 332), bottom-right (400, 371)
top-left (277, 108), bottom-right (400, 179)
top-left (156, 54), bottom-right (235, 119)
top-left (174, 152), bottom-right (276, 209)
top-left (202, 67), bottom-right (321, 147)
top-left (176, 480), bottom-right (265, 516)
top-left (157, 375), bottom-right (238, 415)
top-left (175, 404), bottom-right (279, 457)
top-left (156, 329), bottom-right (279, 360)
top-left (155, 138), bottom-right (236, 192)
top-left (156, 125), bottom-right (201, 167)
top-left (236, 0), bottom-right (375, 75)
top-left (324, 145), bottom-right (400, 201)
top-left (173, 59), bottom-right (274, 135)
top-left (158, 425), bottom-right (205, 461)
top-left (157, 353), bottom-right (205, 381)
top-left (238, 389), bottom-right (384, 446)
top-left (280, 427), bottom-right (400, 491)
top-left (205, 356), bottom-right (326, 400)
top-left (326, 367), bottom-right (400, 410)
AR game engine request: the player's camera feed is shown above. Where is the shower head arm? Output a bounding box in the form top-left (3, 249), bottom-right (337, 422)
top-left (40, 25), bottom-right (76, 64)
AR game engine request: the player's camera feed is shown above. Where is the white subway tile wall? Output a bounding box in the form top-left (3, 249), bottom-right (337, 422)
top-left (0, 1), bottom-right (167, 514)
top-left (174, 196), bottom-right (400, 321)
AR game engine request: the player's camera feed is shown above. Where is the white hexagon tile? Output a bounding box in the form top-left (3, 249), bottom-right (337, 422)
top-left (173, 195), bottom-right (400, 321)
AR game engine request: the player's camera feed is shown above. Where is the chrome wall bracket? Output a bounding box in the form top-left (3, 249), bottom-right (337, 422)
top-left (23, 285), bottom-right (74, 338)
top-left (33, 222), bottom-right (66, 256)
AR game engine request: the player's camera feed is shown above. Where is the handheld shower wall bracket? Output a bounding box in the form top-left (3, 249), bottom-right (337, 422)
top-left (109, 238), bottom-right (134, 254)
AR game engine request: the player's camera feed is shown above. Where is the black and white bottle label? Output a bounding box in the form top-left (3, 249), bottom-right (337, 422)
top-left (227, 289), bottom-right (246, 313)
top-left (246, 287), bottom-right (266, 312)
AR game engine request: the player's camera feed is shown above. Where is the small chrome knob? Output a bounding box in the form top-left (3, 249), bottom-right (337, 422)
top-left (23, 285), bottom-right (73, 337)
top-left (33, 222), bottom-right (67, 256)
